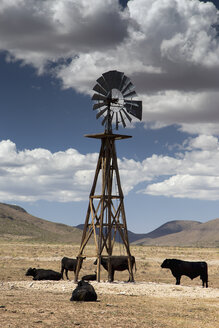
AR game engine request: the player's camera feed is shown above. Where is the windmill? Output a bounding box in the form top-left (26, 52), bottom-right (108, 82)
top-left (92, 70), bottom-right (142, 131)
top-left (75, 70), bottom-right (142, 282)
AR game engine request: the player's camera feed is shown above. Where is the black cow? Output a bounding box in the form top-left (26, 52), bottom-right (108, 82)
top-left (161, 259), bottom-right (208, 287)
top-left (25, 267), bottom-right (62, 281)
top-left (81, 272), bottom-right (97, 281)
top-left (70, 280), bottom-right (97, 302)
top-left (61, 256), bottom-right (86, 280)
top-left (94, 256), bottom-right (136, 282)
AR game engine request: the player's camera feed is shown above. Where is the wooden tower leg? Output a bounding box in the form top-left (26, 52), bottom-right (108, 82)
top-left (76, 132), bottom-right (134, 282)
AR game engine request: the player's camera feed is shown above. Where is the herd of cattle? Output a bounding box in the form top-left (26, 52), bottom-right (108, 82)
top-left (25, 255), bottom-right (209, 288)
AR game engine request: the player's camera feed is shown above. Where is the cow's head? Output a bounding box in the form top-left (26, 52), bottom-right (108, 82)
top-left (25, 267), bottom-right (37, 276)
top-left (161, 259), bottom-right (172, 268)
top-left (76, 256), bottom-right (86, 269)
top-left (76, 256), bottom-right (86, 261)
top-left (93, 258), bottom-right (103, 265)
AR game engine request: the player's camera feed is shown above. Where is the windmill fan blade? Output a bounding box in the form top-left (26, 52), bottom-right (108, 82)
top-left (119, 75), bottom-right (129, 92)
top-left (123, 90), bottom-right (137, 98)
top-left (102, 70), bottom-right (124, 91)
top-left (120, 111), bottom-right (126, 128)
top-left (121, 108), bottom-right (132, 122)
top-left (101, 114), bottom-right (108, 126)
top-left (93, 102), bottom-right (106, 110)
top-left (124, 100), bottom-right (142, 120)
top-left (113, 71), bottom-right (124, 90)
top-left (96, 107), bottom-right (108, 119)
top-left (96, 76), bottom-right (109, 93)
top-left (121, 81), bottom-right (134, 95)
top-left (124, 99), bottom-right (141, 108)
top-left (93, 83), bottom-right (108, 96)
top-left (111, 111), bottom-right (114, 124)
top-left (92, 93), bottom-right (107, 101)
top-left (116, 112), bottom-right (119, 130)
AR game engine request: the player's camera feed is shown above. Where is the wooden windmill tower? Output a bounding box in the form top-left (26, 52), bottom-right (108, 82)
top-left (75, 70), bottom-right (142, 282)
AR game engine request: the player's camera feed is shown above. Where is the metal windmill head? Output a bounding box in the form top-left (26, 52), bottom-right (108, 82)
top-left (92, 70), bottom-right (142, 132)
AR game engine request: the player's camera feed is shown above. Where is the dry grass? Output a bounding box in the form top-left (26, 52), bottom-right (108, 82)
top-left (1, 288), bottom-right (218, 328)
top-left (0, 242), bottom-right (218, 328)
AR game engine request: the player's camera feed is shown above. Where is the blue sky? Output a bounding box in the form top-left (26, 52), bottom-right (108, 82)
top-left (0, 0), bottom-right (219, 233)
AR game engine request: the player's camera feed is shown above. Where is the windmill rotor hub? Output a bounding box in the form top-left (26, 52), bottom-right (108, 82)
top-left (107, 89), bottom-right (124, 112)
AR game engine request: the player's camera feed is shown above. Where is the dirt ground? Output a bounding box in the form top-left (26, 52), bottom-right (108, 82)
top-left (0, 243), bottom-right (218, 328)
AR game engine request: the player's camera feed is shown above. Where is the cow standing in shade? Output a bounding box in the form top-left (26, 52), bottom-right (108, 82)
top-left (161, 259), bottom-right (208, 287)
top-left (94, 255), bottom-right (136, 282)
top-left (61, 256), bottom-right (86, 280)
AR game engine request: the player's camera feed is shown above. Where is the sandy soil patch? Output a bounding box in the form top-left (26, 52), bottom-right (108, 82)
top-left (1, 280), bottom-right (219, 300)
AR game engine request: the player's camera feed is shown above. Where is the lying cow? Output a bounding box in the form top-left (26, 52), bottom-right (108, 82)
top-left (61, 256), bottom-right (86, 280)
top-left (26, 267), bottom-right (62, 281)
top-left (81, 272), bottom-right (97, 281)
top-left (161, 259), bottom-right (208, 288)
top-left (70, 280), bottom-right (97, 302)
top-left (94, 255), bottom-right (136, 282)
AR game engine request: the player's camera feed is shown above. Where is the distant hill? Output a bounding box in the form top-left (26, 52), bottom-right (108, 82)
top-left (76, 220), bottom-right (202, 243)
top-left (77, 219), bottom-right (219, 247)
top-left (129, 220), bottom-right (202, 243)
top-left (132, 219), bottom-right (219, 247)
top-left (0, 202), bottom-right (83, 243)
top-left (1, 202), bottom-right (218, 247)
top-left (76, 224), bottom-right (150, 243)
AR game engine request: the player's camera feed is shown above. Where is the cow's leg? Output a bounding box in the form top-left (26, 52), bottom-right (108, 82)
top-left (111, 269), bottom-right (115, 282)
top-left (201, 276), bottom-right (208, 288)
top-left (127, 269), bottom-right (131, 282)
top-left (206, 277), bottom-right (208, 288)
top-left (65, 269), bottom-right (69, 280)
top-left (128, 269), bottom-right (134, 283)
top-left (108, 270), bottom-right (114, 282)
top-left (176, 276), bottom-right (181, 285)
top-left (61, 267), bottom-right (64, 279)
top-left (201, 276), bottom-right (204, 288)
top-left (202, 265), bottom-right (208, 288)
top-left (107, 257), bottom-right (113, 283)
top-left (205, 273), bottom-right (208, 288)
top-left (127, 257), bottom-right (134, 282)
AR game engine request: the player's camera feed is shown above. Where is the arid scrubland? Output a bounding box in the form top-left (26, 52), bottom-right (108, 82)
top-left (0, 242), bottom-right (218, 328)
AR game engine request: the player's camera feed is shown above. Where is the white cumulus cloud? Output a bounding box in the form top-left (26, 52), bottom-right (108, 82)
top-left (0, 140), bottom-right (98, 202)
top-left (0, 0), bottom-right (219, 134)
top-left (1, 135), bottom-right (219, 203)
top-left (143, 134), bottom-right (219, 200)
